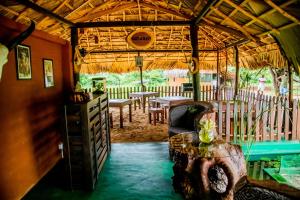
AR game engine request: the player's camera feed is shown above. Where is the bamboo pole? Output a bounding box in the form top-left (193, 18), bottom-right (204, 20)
top-left (190, 23), bottom-right (201, 101)
top-left (234, 46), bottom-right (240, 99)
top-left (216, 50), bottom-right (220, 100)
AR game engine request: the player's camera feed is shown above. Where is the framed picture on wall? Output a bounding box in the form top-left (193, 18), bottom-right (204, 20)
top-left (43, 59), bottom-right (54, 88)
top-left (16, 44), bottom-right (32, 79)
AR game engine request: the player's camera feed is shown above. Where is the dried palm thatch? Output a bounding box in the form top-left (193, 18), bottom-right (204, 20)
top-left (0, 0), bottom-right (299, 73)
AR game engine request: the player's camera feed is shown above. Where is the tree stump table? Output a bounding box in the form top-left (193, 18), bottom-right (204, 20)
top-left (169, 133), bottom-right (247, 200)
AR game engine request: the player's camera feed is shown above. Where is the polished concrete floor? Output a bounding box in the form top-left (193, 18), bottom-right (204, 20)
top-left (23, 142), bottom-right (182, 200)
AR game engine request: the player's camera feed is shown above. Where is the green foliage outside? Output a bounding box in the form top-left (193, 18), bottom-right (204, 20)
top-left (79, 70), bottom-right (168, 89)
top-left (227, 66), bottom-right (272, 88)
top-left (79, 67), bottom-right (300, 92)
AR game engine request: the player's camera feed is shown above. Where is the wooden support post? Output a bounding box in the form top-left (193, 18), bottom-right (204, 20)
top-left (288, 64), bottom-right (293, 105)
top-left (71, 27), bottom-right (79, 86)
top-left (234, 45), bottom-right (240, 99)
top-left (137, 52), bottom-right (145, 92)
top-left (216, 50), bottom-right (220, 100)
top-left (190, 23), bottom-right (200, 101)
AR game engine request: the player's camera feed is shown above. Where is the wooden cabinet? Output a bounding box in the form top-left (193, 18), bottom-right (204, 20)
top-left (63, 93), bottom-right (110, 190)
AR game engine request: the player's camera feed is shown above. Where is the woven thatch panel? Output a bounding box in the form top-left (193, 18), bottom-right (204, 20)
top-left (1, 0), bottom-right (299, 73)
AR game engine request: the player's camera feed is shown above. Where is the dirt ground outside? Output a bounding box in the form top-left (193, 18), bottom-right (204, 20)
top-left (109, 105), bottom-right (168, 143)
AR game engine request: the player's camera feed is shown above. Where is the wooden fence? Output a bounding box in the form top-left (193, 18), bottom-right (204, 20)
top-left (107, 85), bottom-right (234, 101)
top-left (107, 85), bottom-right (300, 142)
top-left (217, 90), bottom-right (300, 142)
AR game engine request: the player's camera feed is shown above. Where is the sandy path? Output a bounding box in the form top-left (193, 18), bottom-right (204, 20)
top-left (110, 105), bottom-right (168, 143)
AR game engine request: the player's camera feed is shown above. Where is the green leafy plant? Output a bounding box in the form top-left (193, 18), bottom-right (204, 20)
top-left (198, 119), bottom-right (216, 144)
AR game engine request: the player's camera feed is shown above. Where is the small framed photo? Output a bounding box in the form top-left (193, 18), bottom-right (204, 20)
top-left (43, 59), bottom-right (54, 88)
top-left (16, 44), bottom-right (32, 79)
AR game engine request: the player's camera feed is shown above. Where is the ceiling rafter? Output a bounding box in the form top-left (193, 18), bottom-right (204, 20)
top-left (222, 0), bottom-right (250, 20)
top-left (210, 6), bottom-right (256, 41)
top-left (14, 0), bottom-right (75, 26)
top-left (15, 0), bottom-right (41, 22)
top-left (37, 0), bottom-right (70, 28)
top-left (0, 4), bottom-right (31, 22)
top-left (44, 0), bottom-right (97, 32)
top-left (139, 2), bottom-right (191, 19)
top-left (137, 0), bottom-right (142, 21)
top-left (223, 0), bottom-right (280, 35)
top-left (201, 19), bottom-right (247, 39)
top-left (194, 0), bottom-right (218, 24)
top-left (200, 26), bottom-right (224, 47)
top-left (167, 15), bottom-right (174, 49)
top-left (244, 0), bottom-right (297, 27)
top-left (264, 0), bottom-right (300, 25)
top-left (74, 2), bottom-right (137, 22)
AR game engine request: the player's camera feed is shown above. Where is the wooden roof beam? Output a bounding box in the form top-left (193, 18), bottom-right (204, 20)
top-left (167, 15), bottom-right (174, 49)
top-left (154, 10), bottom-right (158, 49)
top-left (14, 0), bottom-right (74, 26)
top-left (137, 0), bottom-right (142, 21)
top-left (210, 7), bottom-right (256, 41)
top-left (201, 19), bottom-right (248, 39)
top-left (139, 2), bottom-right (190, 19)
top-left (65, 0), bottom-right (96, 19)
top-left (179, 26), bottom-right (185, 49)
top-left (199, 28), bottom-right (224, 49)
top-left (264, 0), bottom-right (300, 25)
top-left (76, 20), bottom-right (191, 28)
top-left (194, 0), bottom-right (219, 24)
top-left (15, 0), bottom-right (42, 22)
top-left (74, 2), bottom-right (137, 22)
top-left (224, 0), bottom-right (250, 20)
top-left (89, 49), bottom-right (216, 54)
top-left (0, 4), bottom-right (31, 21)
top-left (37, 0), bottom-right (70, 28)
top-left (244, 0), bottom-right (297, 27)
top-left (223, 0), bottom-right (280, 35)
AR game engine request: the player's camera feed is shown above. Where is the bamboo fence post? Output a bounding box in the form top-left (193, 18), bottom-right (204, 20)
top-left (270, 97), bottom-right (275, 141)
top-left (218, 101), bottom-right (223, 139)
top-left (255, 99), bottom-right (260, 141)
top-left (292, 99), bottom-right (297, 140)
top-left (284, 97), bottom-right (290, 140)
top-left (233, 100), bottom-right (238, 143)
top-left (247, 97), bottom-right (253, 142)
top-left (240, 100), bottom-right (245, 142)
top-left (277, 96), bottom-right (283, 141)
top-left (226, 101), bottom-right (231, 142)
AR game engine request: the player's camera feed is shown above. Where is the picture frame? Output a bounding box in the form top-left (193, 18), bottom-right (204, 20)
top-left (43, 59), bottom-right (54, 88)
top-left (16, 44), bottom-right (32, 79)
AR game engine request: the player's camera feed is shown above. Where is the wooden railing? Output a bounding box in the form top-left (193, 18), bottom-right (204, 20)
top-left (107, 85), bottom-right (300, 142)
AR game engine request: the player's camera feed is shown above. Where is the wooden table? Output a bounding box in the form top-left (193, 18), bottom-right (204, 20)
top-left (109, 99), bottom-right (132, 128)
top-left (155, 96), bottom-right (193, 107)
top-left (169, 133), bottom-right (246, 200)
top-left (129, 92), bottom-right (159, 113)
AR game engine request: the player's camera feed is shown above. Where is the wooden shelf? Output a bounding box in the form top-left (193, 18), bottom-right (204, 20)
top-left (63, 93), bottom-right (111, 190)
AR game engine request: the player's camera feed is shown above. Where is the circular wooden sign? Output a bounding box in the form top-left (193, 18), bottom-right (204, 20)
top-left (126, 29), bottom-right (154, 49)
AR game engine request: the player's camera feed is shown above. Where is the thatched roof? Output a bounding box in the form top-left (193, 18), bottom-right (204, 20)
top-left (0, 0), bottom-right (299, 73)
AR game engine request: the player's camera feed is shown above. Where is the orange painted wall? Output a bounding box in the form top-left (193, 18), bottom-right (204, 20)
top-left (0, 17), bottom-right (72, 200)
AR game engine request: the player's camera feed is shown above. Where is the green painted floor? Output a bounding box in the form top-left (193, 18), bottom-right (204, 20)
top-left (23, 142), bottom-right (183, 200)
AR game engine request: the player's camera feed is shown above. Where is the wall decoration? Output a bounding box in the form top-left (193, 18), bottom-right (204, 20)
top-left (43, 59), bottom-right (54, 88)
top-left (16, 44), bottom-right (32, 79)
top-left (126, 29), bottom-right (154, 49)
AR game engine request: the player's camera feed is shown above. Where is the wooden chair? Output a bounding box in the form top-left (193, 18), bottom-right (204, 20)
top-left (161, 104), bottom-right (169, 119)
top-left (131, 98), bottom-right (141, 110)
top-left (168, 101), bottom-right (215, 137)
top-left (148, 107), bottom-right (164, 125)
